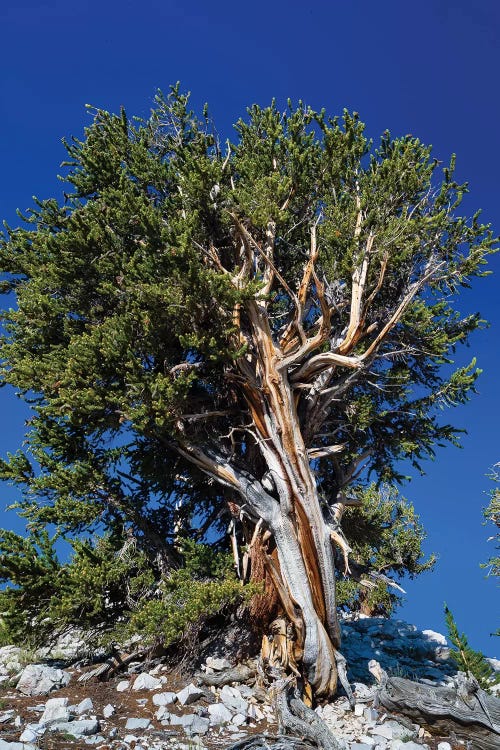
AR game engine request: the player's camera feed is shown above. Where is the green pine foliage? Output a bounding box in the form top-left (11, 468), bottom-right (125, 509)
top-left (0, 86), bottom-right (497, 648)
top-left (113, 539), bottom-right (256, 649)
top-left (482, 463), bottom-right (499, 636)
top-left (444, 605), bottom-right (498, 690)
top-left (0, 526), bottom-right (248, 649)
top-left (337, 484), bottom-right (435, 615)
top-left (482, 464), bottom-right (500, 580)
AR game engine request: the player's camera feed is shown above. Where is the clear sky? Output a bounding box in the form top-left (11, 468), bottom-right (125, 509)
top-left (1, 0), bottom-right (499, 653)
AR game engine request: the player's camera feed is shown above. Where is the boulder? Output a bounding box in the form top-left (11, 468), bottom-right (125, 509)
top-left (18, 727), bottom-right (39, 743)
top-left (220, 684), bottom-right (248, 715)
top-left (169, 713), bottom-right (196, 727)
top-left (40, 697), bottom-right (71, 726)
top-left (207, 702), bottom-right (233, 725)
top-left (185, 715), bottom-right (210, 736)
top-left (205, 656), bottom-right (231, 671)
top-left (48, 719), bottom-right (99, 737)
top-left (176, 683), bottom-right (206, 705)
top-left (156, 706), bottom-right (170, 721)
top-left (102, 704), bottom-right (115, 718)
top-left (152, 691), bottom-right (177, 706)
top-left (74, 697), bottom-right (94, 715)
top-left (16, 664), bottom-right (71, 696)
top-left (125, 717), bottom-right (151, 730)
top-left (132, 672), bottom-right (162, 691)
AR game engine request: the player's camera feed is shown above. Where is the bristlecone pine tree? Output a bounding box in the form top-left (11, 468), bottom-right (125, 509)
top-left (0, 87), bottom-right (496, 699)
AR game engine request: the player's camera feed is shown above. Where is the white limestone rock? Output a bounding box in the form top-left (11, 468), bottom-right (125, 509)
top-left (125, 717), bottom-right (151, 730)
top-left (116, 680), bottom-right (130, 692)
top-left (74, 697), bottom-right (94, 715)
top-left (205, 656), bottom-right (231, 671)
top-left (422, 629), bottom-right (447, 645)
top-left (132, 672), bottom-right (162, 691)
top-left (358, 736), bottom-right (376, 746)
top-left (176, 683), bottom-right (205, 705)
top-left (207, 702), bottom-right (233, 725)
top-left (370, 719), bottom-right (415, 741)
top-left (231, 713), bottom-right (247, 726)
top-left (156, 705), bottom-right (170, 721)
top-left (18, 727), bottom-right (38, 743)
top-left (220, 684), bottom-right (248, 715)
top-left (247, 704), bottom-right (265, 721)
top-left (39, 697), bottom-right (71, 726)
top-left (152, 691), bottom-right (177, 706)
top-left (487, 657), bottom-right (500, 672)
top-left (185, 715), bottom-right (210, 736)
top-left (169, 713), bottom-right (196, 727)
top-left (16, 664), bottom-right (71, 696)
top-left (48, 719), bottom-right (99, 737)
top-left (102, 704), bottom-right (115, 718)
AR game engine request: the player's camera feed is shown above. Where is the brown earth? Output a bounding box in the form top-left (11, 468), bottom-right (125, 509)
top-left (0, 663), bottom-right (466, 750)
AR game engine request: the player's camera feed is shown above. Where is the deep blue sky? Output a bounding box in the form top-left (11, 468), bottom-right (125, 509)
top-left (1, 0), bottom-right (499, 653)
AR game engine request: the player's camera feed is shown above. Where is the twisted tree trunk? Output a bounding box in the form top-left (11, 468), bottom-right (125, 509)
top-left (173, 213), bottom-right (431, 700)
top-left (234, 299), bottom-right (344, 697)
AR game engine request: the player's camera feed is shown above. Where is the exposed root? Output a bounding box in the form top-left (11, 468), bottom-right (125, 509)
top-left (225, 734), bottom-right (316, 750)
top-left (334, 648), bottom-right (355, 709)
top-left (273, 675), bottom-right (344, 750)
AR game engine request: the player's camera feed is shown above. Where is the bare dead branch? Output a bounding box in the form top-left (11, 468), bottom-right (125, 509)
top-left (307, 445), bottom-right (344, 459)
top-left (291, 352), bottom-right (362, 382)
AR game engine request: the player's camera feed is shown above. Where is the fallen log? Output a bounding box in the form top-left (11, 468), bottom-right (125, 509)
top-left (373, 665), bottom-right (500, 750)
top-left (195, 664), bottom-right (256, 687)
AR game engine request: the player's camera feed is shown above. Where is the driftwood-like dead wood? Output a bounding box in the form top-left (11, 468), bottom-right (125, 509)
top-left (375, 671), bottom-right (500, 750)
top-left (78, 645), bottom-right (160, 683)
top-left (195, 664), bottom-right (256, 687)
top-left (225, 734), bottom-right (317, 750)
top-left (272, 676), bottom-right (343, 750)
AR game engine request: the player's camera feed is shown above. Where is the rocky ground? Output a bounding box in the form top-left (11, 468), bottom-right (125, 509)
top-left (0, 616), bottom-right (498, 750)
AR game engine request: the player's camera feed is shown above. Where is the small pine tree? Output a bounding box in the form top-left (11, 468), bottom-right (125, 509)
top-left (444, 604), bottom-right (496, 690)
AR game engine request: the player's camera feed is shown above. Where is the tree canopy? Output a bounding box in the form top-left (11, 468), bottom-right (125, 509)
top-left (0, 86), bottom-right (496, 697)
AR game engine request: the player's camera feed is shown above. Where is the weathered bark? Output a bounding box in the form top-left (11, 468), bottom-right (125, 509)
top-left (233, 295), bottom-right (344, 698)
top-left (170, 209), bottom-right (445, 701)
top-left (375, 671), bottom-right (500, 750)
top-left (195, 664), bottom-right (256, 687)
top-left (272, 676), bottom-right (343, 750)
top-left (225, 735), bottom-right (319, 750)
